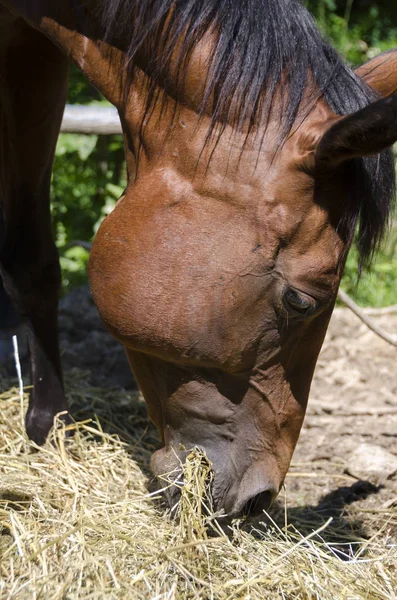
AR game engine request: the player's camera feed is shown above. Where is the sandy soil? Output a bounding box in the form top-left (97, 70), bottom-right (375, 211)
top-left (280, 307), bottom-right (397, 541)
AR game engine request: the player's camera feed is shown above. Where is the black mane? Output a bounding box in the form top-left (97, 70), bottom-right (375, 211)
top-left (100, 0), bottom-right (395, 267)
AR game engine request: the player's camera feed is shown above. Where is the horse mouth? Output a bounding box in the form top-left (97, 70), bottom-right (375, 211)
top-left (240, 490), bottom-right (274, 518)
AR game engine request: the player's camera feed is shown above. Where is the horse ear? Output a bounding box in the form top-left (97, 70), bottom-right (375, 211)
top-left (355, 49), bottom-right (397, 97)
top-left (315, 94), bottom-right (397, 169)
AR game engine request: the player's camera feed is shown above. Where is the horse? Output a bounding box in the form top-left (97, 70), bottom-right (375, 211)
top-left (1, 0), bottom-right (397, 518)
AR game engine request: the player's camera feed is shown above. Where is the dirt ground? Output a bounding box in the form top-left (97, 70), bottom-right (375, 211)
top-left (5, 286), bottom-right (397, 540)
top-left (281, 306), bottom-right (397, 541)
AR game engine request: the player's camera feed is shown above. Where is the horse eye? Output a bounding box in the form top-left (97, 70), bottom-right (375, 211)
top-left (283, 288), bottom-right (316, 316)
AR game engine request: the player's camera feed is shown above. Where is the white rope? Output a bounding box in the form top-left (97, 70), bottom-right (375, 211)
top-left (337, 289), bottom-right (397, 347)
top-left (12, 334), bottom-right (24, 428)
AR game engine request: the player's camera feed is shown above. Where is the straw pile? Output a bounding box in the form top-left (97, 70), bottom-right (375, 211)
top-left (0, 371), bottom-right (396, 599)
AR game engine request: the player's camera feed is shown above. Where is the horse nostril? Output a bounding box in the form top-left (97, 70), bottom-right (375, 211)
top-left (242, 490), bottom-right (274, 517)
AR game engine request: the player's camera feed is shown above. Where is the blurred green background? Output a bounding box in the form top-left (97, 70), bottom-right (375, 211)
top-left (54, 0), bottom-right (397, 306)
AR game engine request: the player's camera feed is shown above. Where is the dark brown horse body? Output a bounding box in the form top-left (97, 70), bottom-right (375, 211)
top-left (1, 1), bottom-right (397, 517)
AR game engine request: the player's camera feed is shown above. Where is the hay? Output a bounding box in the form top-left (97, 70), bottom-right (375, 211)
top-left (0, 371), bottom-right (396, 599)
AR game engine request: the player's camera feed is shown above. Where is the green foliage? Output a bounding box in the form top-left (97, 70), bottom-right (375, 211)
top-left (51, 63), bottom-right (126, 293)
top-left (67, 63), bottom-right (103, 105)
top-left (52, 3), bottom-right (397, 305)
top-left (341, 237), bottom-right (397, 306)
top-left (306, 0), bottom-right (397, 65)
top-left (53, 132), bottom-right (125, 293)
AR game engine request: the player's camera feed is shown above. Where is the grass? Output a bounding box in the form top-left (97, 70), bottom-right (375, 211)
top-left (0, 372), bottom-right (396, 599)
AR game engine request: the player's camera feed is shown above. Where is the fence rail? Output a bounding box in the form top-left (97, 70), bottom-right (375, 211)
top-left (61, 105), bottom-right (122, 135)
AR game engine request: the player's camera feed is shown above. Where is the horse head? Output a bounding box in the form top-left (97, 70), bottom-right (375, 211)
top-left (89, 37), bottom-right (397, 516)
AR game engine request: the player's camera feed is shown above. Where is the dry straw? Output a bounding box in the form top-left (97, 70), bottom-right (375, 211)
top-left (0, 371), bottom-right (396, 599)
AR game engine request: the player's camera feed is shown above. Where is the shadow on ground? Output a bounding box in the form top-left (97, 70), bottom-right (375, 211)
top-left (246, 481), bottom-right (382, 558)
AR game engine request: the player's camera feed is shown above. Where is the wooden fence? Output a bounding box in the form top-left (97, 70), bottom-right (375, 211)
top-left (61, 105), bottom-right (122, 135)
